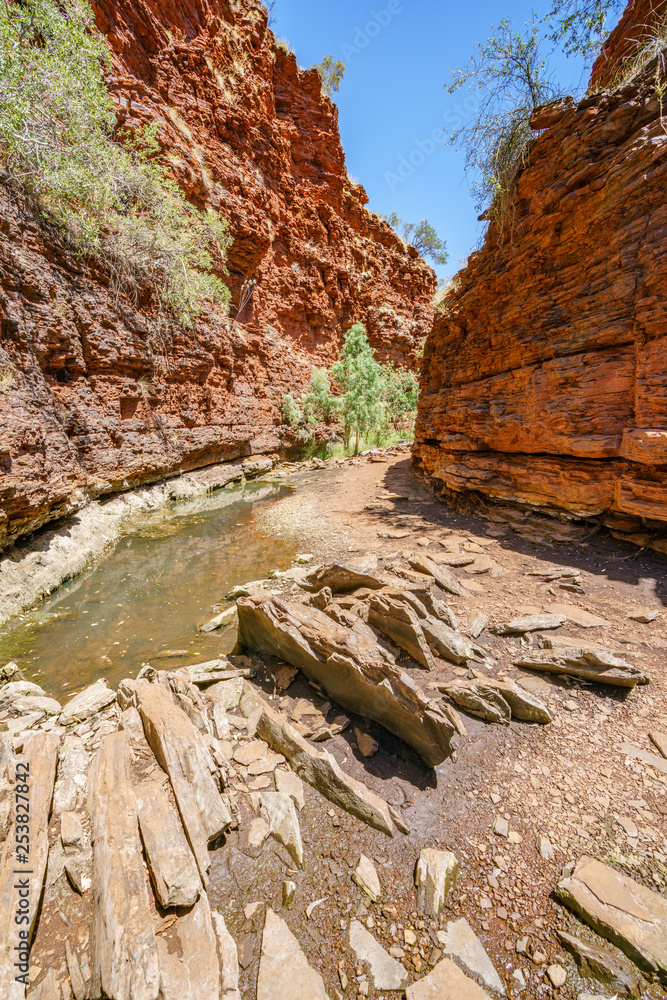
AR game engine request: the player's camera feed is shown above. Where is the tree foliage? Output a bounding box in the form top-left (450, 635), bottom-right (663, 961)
top-left (0, 0), bottom-right (231, 326)
top-left (446, 19), bottom-right (560, 216)
top-left (282, 325), bottom-right (420, 454)
top-left (314, 55), bottom-right (346, 97)
top-left (546, 1), bottom-right (624, 57)
top-left (381, 214), bottom-right (448, 267)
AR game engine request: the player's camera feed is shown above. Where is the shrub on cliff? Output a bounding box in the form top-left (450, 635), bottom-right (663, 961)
top-left (446, 18), bottom-right (560, 221)
top-left (546, 0), bottom-right (624, 56)
top-left (0, 0), bottom-right (231, 326)
top-left (313, 56), bottom-right (346, 97)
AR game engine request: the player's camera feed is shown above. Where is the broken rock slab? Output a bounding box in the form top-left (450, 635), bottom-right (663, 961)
top-left (409, 554), bottom-right (467, 597)
top-left (649, 731), bottom-right (667, 759)
top-left (368, 593), bottom-right (436, 670)
top-left (514, 649), bottom-right (650, 688)
top-left (88, 732), bottom-right (160, 1000)
top-left (135, 780), bottom-right (201, 909)
top-left (157, 892), bottom-right (220, 1000)
top-left (557, 929), bottom-right (640, 998)
top-left (437, 678), bottom-right (552, 725)
top-left (257, 908), bottom-right (328, 1000)
top-left (437, 918), bottom-right (505, 994)
top-left (440, 682), bottom-right (511, 726)
top-left (349, 920), bottom-right (409, 990)
top-left (238, 594), bottom-right (456, 768)
top-left (406, 957), bottom-right (492, 999)
top-left (212, 911), bottom-right (241, 1000)
top-left (415, 849), bottom-right (459, 918)
top-left (556, 856), bottom-right (667, 983)
top-left (59, 679), bottom-right (116, 726)
top-left (620, 742), bottom-right (667, 776)
top-left (251, 691), bottom-right (402, 835)
top-left (124, 678), bottom-right (232, 880)
top-left (491, 615), bottom-right (566, 635)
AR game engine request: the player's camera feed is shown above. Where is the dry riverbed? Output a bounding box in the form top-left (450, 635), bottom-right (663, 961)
top-left (1, 446), bottom-right (666, 1000)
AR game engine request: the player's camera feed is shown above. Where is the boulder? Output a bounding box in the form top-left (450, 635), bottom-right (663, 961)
top-left (259, 791), bottom-right (304, 869)
top-left (438, 678), bottom-right (552, 724)
top-left (302, 557), bottom-right (385, 593)
top-left (514, 649), bottom-right (650, 688)
top-left (352, 855), bottom-right (383, 903)
top-left (491, 615), bottom-right (566, 635)
top-left (238, 595), bottom-right (456, 768)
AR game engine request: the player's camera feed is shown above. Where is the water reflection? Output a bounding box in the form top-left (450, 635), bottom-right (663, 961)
top-left (0, 481), bottom-right (296, 699)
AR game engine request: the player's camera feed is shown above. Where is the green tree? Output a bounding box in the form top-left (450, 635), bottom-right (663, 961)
top-left (314, 55), bottom-right (346, 97)
top-left (381, 214), bottom-right (448, 267)
top-left (302, 368), bottom-right (337, 425)
top-left (0, 0), bottom-right (231, 326)
top-left (446, 19), bottom-right (560, 217)
top-left (546, 1), bottom-right (624, 57)
top-left (331, 323), bottom-right (384, 454)
top-left (383, 364), bottom-right (420, 431)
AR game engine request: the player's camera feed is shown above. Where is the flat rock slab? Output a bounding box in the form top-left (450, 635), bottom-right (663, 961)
top-left (59, 679), bottom-right (116, 726)
top-left (349, 919), bottom-right (409, 990)
top-left (545, 604), bottom-right (610, 628)
top-left (492, 615), bottom-right (565, 635)
top-left (620, 743), bottom-right (667, 776)
top-left (238, 594), bottom-right (456, 768)
top-left (89, 732), bottom-right (160, 1000)
top-left (515, 649), bottom-right (650, 688)
top-left (556, 856), bottom-right (667, 982)
top-left (157, 892), bottom-right (221, 1000)
top-left (406, 958), bottom-right (492, 999)
top-left (130, 679), bottom-right (232, 879)
top-left (135, 781), bottom-right (201, 908)
top-left (0, 733), bottom-right (59, 1000)
top-left (257, 909), bottom-right (327, 1000)
top-left (252, 691), bottom-right (401, 836)
top-left (556, 928), bottom-right (640, 997)
top-left (437, 918), bottom-right (505, 994)
top-left (212, 911), bottom-right (241, 1000)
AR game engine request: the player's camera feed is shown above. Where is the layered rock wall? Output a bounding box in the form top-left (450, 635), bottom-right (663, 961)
top-left (0, 0), bottom-right (434, 549)
top-left (415, 27), bottom-right (667, 541)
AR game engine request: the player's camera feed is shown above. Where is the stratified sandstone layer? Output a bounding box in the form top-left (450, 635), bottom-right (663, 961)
top-left (0, 0), bottom-right (434, 549)
top-left (415, 50), bottom-right (667, 536)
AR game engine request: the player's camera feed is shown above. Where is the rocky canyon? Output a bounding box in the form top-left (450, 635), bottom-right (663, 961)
top-left (0, 0), bottom-right (435, 550)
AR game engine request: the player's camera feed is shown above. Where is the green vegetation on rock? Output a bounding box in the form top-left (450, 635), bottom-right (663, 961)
top-left (313, 55), bottom-right (346, 97)
top-left (381, 214), bottom-right (448, 267)
top-left (0, 0), bottom-right (231, 326)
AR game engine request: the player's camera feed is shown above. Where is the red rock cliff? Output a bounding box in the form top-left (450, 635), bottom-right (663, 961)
top-left (0, 0), bottom-right (435, 549)
top-left (414, 11), bottom-right (667, 546)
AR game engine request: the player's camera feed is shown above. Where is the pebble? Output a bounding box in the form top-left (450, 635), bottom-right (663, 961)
top-left (547, 964), bottom-right (567, 987)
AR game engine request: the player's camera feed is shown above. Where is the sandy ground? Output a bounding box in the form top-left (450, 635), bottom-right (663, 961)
top-left (240, 451), bottom-right (667, 999)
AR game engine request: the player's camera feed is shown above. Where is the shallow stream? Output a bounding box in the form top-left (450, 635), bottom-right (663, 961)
top-left (0, 480), bottom-right (297, 699)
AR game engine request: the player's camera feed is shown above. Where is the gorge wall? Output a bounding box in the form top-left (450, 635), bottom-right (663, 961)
top-left (414, 5), bottom-right (667, 550)
top-left (0, 0), bottom-right (434, 550)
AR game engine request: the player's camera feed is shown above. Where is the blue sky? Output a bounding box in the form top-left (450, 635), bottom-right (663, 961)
top-left (271, 0), bottom-right (616, 282)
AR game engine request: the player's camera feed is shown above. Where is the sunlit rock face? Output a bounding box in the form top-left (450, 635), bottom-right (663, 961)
top-left (415, 1), bottom-right (667, 537)
top-left (0, 0), bottom-right (435, 548)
